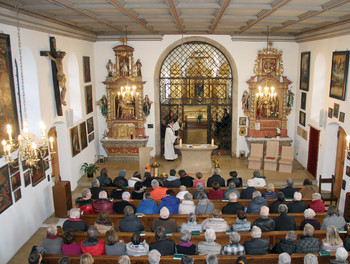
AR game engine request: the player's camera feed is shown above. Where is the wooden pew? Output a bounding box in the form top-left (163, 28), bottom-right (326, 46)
top-left (101, 186), bottom-right (303, 197)
top-left (81, 212), bottom-right (327, 231)
top-left (43, 253), bottom-right (338, 264)
top-left (91, 198), bottom-right (312, 211)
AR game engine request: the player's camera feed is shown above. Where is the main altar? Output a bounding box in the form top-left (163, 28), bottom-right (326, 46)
top-left (100, 40), bottom-right (150, 161)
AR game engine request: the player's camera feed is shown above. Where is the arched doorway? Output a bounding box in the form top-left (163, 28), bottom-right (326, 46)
top-left (159, 40), bottom-right (233, 155)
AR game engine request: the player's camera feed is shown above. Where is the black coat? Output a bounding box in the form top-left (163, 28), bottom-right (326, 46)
top-left (143, 177), bottom-right (155, 187)
top-left (119, 215), bottom-right (144, 232)
top-left (227, 177), bottom-right (242, 188)
top-left (149, 239), bottom-right (176, 256)
top-left (113, 200), bottom-right (137, 214)
top-left (96, 175), bottom-right (112, 186)
top-left (180, 176), bottom-right (194, 187)
top-left (113, 176), bottom-right (128, 187)
top-left (269, 200), bottom-right (284, 214)
top-left (207, 174), bottom-right (225, 188)
top-left (90, 187), bottom-right (103, 199)
top-left (62, 219), bottom-right (89, 232)
top-left (280, 186), bottom-right (298, 199)
top-left (252, 217), bottom-right (275, 232)
top-left (244, 238), bottom-right (270, 255)
top-left (274, 213), bottom-right (297, 231)
top-left (163, 179), bottom-right (181, 188)
top-left (287, 201), bottom-right (307, 213)
top-left (271, 238), bottom-right (296, 254)
top-left (222, 202), bottom-right (244, 214)
top-left (240, 187), bottom-right (256, 199)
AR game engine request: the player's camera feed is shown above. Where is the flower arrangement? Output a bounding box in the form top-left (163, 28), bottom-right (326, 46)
top-left (276, 127), bottom-right (281, 137)
top-left (211, 151), bottom-right (222, 169)
top-left (151, 162), bottom-right (160, 168)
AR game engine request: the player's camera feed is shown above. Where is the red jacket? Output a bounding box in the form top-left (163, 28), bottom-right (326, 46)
top-left (150, 186), bottom-right (168, 200)
top-left (309, 199), bottom-right (325, 213)
top-left (208, 189), bottom-right (225, 200)
top-left (93, 199), bottom-right (114, 214)
top-left (81, 239), bottom-right (105, 256)
top-left (75, 198), bottom-right (94, 215)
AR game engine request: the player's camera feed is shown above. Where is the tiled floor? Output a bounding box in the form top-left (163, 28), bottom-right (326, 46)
top-left (8, 156), bottom-right (312, 263)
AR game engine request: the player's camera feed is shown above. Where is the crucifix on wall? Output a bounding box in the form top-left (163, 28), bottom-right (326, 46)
top-left (40, 37), bottom-right (66, 116)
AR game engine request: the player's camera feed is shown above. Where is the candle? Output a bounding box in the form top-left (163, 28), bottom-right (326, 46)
top-left (49, 137), bottom-right (54, 151)
top-left (2, 140), bottom-right (7, 153)
top-left (6, 144), bottom-right (11, 156)
top-left (179, 138), bottom-right (182, 147)
top-left (347, 135), bottom-right (350, 150)
top-left (211, 138), bottom-right (214, 147)
top-left (6, 124), bottom-right (12, 143)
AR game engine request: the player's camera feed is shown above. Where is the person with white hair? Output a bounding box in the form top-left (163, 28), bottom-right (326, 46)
top-left (279, 252), bottom-right (291, 264)
top-left (252, 206), bottom-right (275, 232)
top-left (195, 192), bottom-right (215, 214)
top-left (206, 254), bottom-right (218, 264)
top-left (41, 225), bottom-right (63, 254)
top-left (136, 192), bottom-right (160, 215)
top-left (152, 207), bottom-right (179, 232)
top-left (179, 192), bottom-right (196, 214)
top-left (148, 249), bottom-right (161, 264)
top-left (251, 171), bottom-right (266, 187)
top-left (181, 255), bottom-right (194, 264)
top-left (222, 192), bottom-right (244, 214)
top-left (299, 208), bottom-right (321, 230)
top-left (75, 188), bottom-right (94, 215)
top-left (113, 191), bottom-right (137, 214)
top-left (262, 183), bottom-right (278, 199)
top-left (287, 191), bottom-right (307, 213)
top-left (201, 209), bottom-right (230, 232)
top-left (176, 230), bottom-right (196, 255)
top-left (246, 190), bottom-right (268, 214)
top-left (309, 192), bottom-right (325, 213)
top-left (62, 208), bottom-right (89, 231)
top-left (117, 255), bottom-right (130, 264)
top-left (119, 206), bottom-right (144, 232)
top-left (180, 212), bottom-right (203, 232)
top-left (321, 205), bottom-right (346, 230)
top-left (193, 182), bottom-right (208, 199)
top-left (176, 185), bottom-right (190, 199)
top-left (272, 230), bottom-right (297, 254)
top-left (321, 225), bottom-right (343, 252)
top-left (207, 168), bottom-right (225, 188)
top-left (296, 223), bottom-right (320, 253)
top-left (274, 204), bottom-right (297, 231)
top-left (330, 247), bottom-right (349, 264)
top-left (280, 177), bottom-right (298, 199)
top-left (304, 253), bottom-right (318, 264)
top-left (240, 179), bottom-right (257, 199)
top-left (93, 190), bottom-right (114, 214)
top-left (222, 232), bottom-right (245, 255)
top-left (150, 179), bottom-right (168, 200)
top-left (90, 178), bottom-right (103, 199)
top-left (243, 226), bottom-right (270, 255)
top-left (224, 181), bottom-right (240, 199)
top-left (197, 229), bottom-right (222, 255)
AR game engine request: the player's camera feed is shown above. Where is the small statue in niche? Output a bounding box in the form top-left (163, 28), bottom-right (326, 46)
top-left (120, 59), bottom-right (129, 77)
top-left (143, 95), bottom-right (152, 116)
top-left (287, 90), bottom-right (294, 108)
top-left (98, 95), bottom-right (108, 117)
top-left (106, 59), bottom-right (114, 77)
top-left (195, 81), bottom-right (204, 97)
top-left (136, 59), bottom-right (142, 76)
top-left (242, 90), bottom-right (249, 111)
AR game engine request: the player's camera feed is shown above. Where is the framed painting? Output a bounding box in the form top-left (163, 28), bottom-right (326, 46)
top-left (301, 92), bottom-right (307, 110)
top-left (24, 170), bottom-right (31, 187)
top-left (87, 116), bottom-right (94, 134)
top-left (83, 56), bottom-right (91, 83)
top-left (70, 126), bottom-right (81, 157)
top-left (32, 159), bottom-right (45, 186)
top-left (44, 159), bottom-right (50, 171)
top-left (98, 155), bottom-right (105, 165)
top-left (329, 51), bottom-right (349, 100)
top-left (22, 159), bottom-right (29, 172)
top-left (328, 108), bottom-right (333, 118)
top-left (85, 85), bottom-right (93, 114)
top-left (79, 122), bottom-right (88, 150)
top-left (14, 188), bottom-right (21, 203)
top-left (88, 132), bottom-right (94, 143)
top-left (299, 111), bottom-right (306, 127)
top-left (9, 159), bottom-right (19, 175)
top-left (10, 171), bottom-right (21, 191)
top-left (346, 166), bottom-right (350, 177)
top-left (0, 164), bottom-right (12, 214)
top-left (339, 112), bottom-right (345, 123)
top-left (300, 52), bottom-right (311, 91)
top-left (239, 117), bottom-right (247, 126)
top-left (0, 34), bottom-right (20, 157)
top-left (333, 103), bottom-right (339, 118)
top-left (348, 151), bottom-right (350, 161)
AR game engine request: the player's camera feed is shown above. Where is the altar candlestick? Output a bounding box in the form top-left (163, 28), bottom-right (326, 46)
top-left (211, 138), bottom-right (214, 147)
top-left (179, 138), bottom-right (182, 147)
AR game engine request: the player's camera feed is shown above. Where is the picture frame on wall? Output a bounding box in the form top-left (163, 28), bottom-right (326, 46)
top-left (85, 85), bottom-right (93, 114)
top-left (14, 188), bottom-right (22, 203)
top-left (299, 111), bottom-right (306, 127)
top-left (83, 56), bottom-right (91, 83)
top-left (328, 108), bottom-right (333, 118)
top-left (44, 160), bottom-right (50, 171)
top-left (329, 51), bottom-right (349, 100)
top-left (10, 171), bottom-right (21, 191)
top-left (9, 158), bottom-right (19, 175)
top-left (24, 170), bottom-right (31, 187)
top-left (339, 112), bottom-right (345, 123)
top-left (87, 116), bottom-right (94, 134)
top-left (0, 34), bottom-right (20, 157)
top-left (300, 52), bottom-right (311, 91)
top-left (333, 103), bottom-right (340, 118)
top-left (79, 122), bottom-right (88, 150)
top-left (32, 159), bottom-right (45, 186)
top-left (88, 132), bottom-right (94, 143)
top-left (70, 126), bottom-right (81, 157)
top-left (0, 164), bottom-right (12, 214)
top-left (98, 155), bottom-right (105, 165)
top-left (239, 117), bottom-right (247, 126)
top-left (346, 166), bottom-right (350, 176)
top-left (301, 92), bottom-right (307, 110)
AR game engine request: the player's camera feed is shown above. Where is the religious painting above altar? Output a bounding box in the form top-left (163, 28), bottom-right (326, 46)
top-left (242, 42), bottom-right (293, 139)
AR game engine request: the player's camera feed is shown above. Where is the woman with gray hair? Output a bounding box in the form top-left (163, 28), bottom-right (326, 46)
top-left (222, 232), bottom-right (245, 255)
top-left (195, 193), bottom-right (215, 214)
top-left (309, 192), bottom-right (325, 213)
top-left (193, 182), bottom-right (208, 199)
top-left (299, 208), bottom-right (321, 230)
top-left (75, 188), bottom-right (94, 215)
top-left (321, 205), bottom-right (346, 230)
top-left (180, 212), bottom-right (203, 232)
top-left (176, 230), bottom-right (196, 255)
top-left (197, 229), bottom-right (222, 255)
top-left (179, 193), bottom-right (196, 214)
top-left (330, 247), bottom-right (349, 264)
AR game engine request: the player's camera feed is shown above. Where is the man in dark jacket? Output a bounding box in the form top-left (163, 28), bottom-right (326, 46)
top-left (207, 168), bottom-right (225, 188)
top-left (269, 192), bottom-right (285, 214)
top-left (113, 191), bottom-right (137, 214)
top-left (222, 192), bottom-right (244, 214)
top-left (179, 170), bottom-right (194, 187)
top-left (246, 191), bottom-right (268, 214)
top-left (252, 206), bottom-right (275, 232)
top-left (62, 208), bottom-right (89, 231)
top-left (295, 224), bottom-right (320, 253)
top-left (119, 206), bottom-right (144, 232)
top-left (97, 167), bottom-right (112, 186)
top-left (81, 226), bottom-right (105, 255)
top-left (90, 179), bottom-right (103, 199)
top-left (287, 192), bottom-right (307, 213)
top-left (149, 226), bottom-right (176, 256)
top-left (243, 226), bottom-right (270, 255)
top-left (113, 169), bottom-right (128, 187)
top-left (240, 179), bottom-right (257, 199)
top-left (163, 169), bottom-right (181, 187)
top-left (274, 204), bottom-right (297, 231)
top-left (272, 231), bottom-right (297, 254)
top-left (280, 178), bottom-right (298, 199)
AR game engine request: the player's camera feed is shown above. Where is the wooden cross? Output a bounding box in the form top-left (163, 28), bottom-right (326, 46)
top-left (40, 37), bottom-right (66, 116)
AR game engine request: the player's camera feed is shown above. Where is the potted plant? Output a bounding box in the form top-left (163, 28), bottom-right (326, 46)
top-left (80, 162), bottom-right (99, 178)
top-left (196, 113), bottom-right (203, 122)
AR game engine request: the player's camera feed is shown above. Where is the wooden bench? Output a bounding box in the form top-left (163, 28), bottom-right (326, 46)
top-left (81, 212), bottom-right (327, 231)
top-left (43, 253), bottom-right (339, 264)
top-left (101, 186), bottom-right (303, 197)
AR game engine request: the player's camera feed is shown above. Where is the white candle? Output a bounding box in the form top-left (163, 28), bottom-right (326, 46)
top-left (211, 138), bottom-right (214, 147)
top-left (6, 124), bottom-right (12, 143)
top-left (49, 137), bottom-right (54, 151)
top-left (347, 135), bottom-right (350, 150)
top-left (179, 138), bottom-right (182, 147)
top-left (2, 140), bottom-right (7, 153)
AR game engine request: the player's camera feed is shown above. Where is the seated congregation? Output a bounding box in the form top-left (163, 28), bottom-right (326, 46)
top-left (32, 169), bottom-right (350, 264)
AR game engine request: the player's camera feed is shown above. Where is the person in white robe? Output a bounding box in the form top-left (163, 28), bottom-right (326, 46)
top-left (164, 119), bottom-right (180, 160)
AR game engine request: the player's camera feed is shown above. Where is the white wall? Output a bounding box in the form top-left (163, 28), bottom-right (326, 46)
top-left (0, 24), bottom-right (99, 263)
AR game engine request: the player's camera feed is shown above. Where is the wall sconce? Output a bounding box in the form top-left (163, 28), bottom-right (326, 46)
top-left (346, 135), bottom-right (350, 153)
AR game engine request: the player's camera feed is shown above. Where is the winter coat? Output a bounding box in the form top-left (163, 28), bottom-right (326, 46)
top-left (159, 196), bottom-right (180, 214)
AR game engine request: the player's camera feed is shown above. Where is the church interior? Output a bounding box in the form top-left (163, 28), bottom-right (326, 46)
top-left (1, 0), bottom-right (350, 263)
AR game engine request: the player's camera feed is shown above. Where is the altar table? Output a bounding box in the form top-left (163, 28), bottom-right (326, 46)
top-left (175, 144), bottom-right (218, 173)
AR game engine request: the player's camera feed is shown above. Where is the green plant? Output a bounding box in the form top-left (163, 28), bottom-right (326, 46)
top-left (196, 113), bottom-right (203, 122)
top-left (80, 162), bottom-right (99, 176)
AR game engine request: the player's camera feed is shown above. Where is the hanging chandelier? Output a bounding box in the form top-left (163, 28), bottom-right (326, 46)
top-left (1, 0), bottom-right (54, 168)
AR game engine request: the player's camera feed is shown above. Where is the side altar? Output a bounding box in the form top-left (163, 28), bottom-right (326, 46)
top-left (100, 40), bottom-right (151, 161)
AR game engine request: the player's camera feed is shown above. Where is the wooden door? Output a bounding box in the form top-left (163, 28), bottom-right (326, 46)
top-left (334, 127), bottom-right (346, 197)
top-left (307, 126), bottom-right (320, 177)
top-left (48, 127), bottom-right (60, 184)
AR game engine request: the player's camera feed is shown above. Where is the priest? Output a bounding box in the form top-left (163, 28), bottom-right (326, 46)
top-left (164, 118), bottom-right (180, 161)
